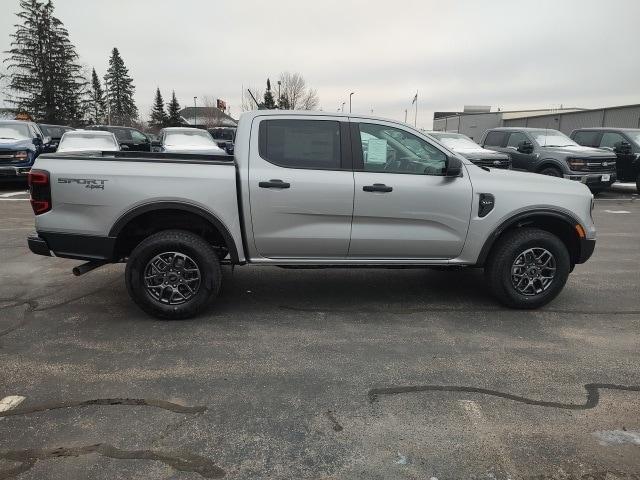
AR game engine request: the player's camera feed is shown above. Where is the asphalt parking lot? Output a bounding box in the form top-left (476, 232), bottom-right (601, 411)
top-left (0, 182), bottom-right (638, 479)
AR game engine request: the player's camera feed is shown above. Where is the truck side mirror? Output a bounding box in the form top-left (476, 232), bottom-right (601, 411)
top-left (445, 156), bottom-right (462, 177)
top-left (614, 141), bottom-right (632, 155)
top-left (517, 141), bottom-right (534, 154)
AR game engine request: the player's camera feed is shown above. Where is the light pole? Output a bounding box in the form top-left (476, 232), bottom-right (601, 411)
top-left (341, 101), bottom-right (345, 113)
top-left (193, 96), bottom-right (197, 127)
top-left (277, 81), bottom-right (281, 108)
top-left (349, 92), bottom-right (354, 113)
top-left (404, 109), bottom-right (407, 123)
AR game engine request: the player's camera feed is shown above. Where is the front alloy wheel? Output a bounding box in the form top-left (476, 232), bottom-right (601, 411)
top-left (510, 247), bottom-right (556, 296)
top-left (485, 228), bottom-right (570, 309)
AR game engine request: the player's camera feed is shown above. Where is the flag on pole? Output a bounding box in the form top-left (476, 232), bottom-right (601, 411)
top-left (411, 92), bottom-right (418, 105)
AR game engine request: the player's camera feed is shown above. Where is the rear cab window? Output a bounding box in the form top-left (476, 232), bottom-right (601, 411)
top-left (259, 119), bottom-right (341, 169)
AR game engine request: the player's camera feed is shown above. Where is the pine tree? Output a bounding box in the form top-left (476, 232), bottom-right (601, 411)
top-left (104, 47), bottom-right (137, 126)
top-left (5, 0), bottom-right (88, 124)
top-left (89, 68), bottom-right (106, 124)
top-left (166, 90), bottom-right (182, 127)
top-left (149, 88), bottom-right (167, 129)
top-left (263, 78), bottom-right (276, 109)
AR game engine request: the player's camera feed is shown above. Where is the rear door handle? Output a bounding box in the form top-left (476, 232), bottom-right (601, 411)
top-left (259, 179), bottom-right (290, 189)
top-left (363, 183), bottom-right (393, 193)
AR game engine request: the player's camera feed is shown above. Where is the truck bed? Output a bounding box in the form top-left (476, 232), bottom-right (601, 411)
top-left (32, 151), bottom-right (244, 261)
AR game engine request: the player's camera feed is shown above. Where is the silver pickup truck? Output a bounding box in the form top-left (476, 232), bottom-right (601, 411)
top-left (27, 111), bottom-right (596, 319)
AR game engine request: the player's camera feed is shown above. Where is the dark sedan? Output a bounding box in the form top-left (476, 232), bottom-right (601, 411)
top-left (85, 125), bottom-right (151, 151)
top-left (38, 123), bottom-right (75, 153)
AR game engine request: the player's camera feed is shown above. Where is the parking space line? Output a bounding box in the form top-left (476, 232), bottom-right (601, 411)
top-left (0, 198), bottom-right (29, 201)
top-left (0, 395), bottom-right (26, 413)
top-left (0, 191), bottom-right (28, 198)
top-left (459, 400), bottom-right (519, 479)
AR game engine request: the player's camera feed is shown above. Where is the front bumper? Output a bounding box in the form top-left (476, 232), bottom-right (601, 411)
top-left (577, 238), bottom-right (596, 264)
top-left (564, 172), bottom-right (616, 187)
top-left (0, 166), bottom-right (31, 177)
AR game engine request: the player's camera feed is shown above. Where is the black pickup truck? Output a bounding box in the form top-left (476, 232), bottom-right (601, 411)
top-left (481, 127), bottom-right (617, 193)
top-left (571, 128), bottom-right (640, 193)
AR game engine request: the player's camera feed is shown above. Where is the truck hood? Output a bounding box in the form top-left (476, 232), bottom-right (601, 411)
top-left (0, 138), bottom-right (32, 150)
top-left (539, 144), bottom-right (616, 158)
top-left (469, 164), bottom-right (590, 195)
top-left (455, 147), bottom-right (510, 160)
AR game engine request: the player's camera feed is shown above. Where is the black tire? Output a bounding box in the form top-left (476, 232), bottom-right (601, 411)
top-left (485, 228), bottom-right (570, 309)
top-left (125, 230), bottom-right (221, 320)
top-left (636, 173), bottom-right (640, 194)
top-left (538, 166), bottom-right (562, 177)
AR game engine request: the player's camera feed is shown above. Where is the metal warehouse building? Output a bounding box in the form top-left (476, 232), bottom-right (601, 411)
top-left (433, 104), bottom-right (640, 141)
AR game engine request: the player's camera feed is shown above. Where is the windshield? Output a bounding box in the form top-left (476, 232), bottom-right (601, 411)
top-left (625, 131), bottom-right (640, 146)
top-left (165, 130), bottom-right (216, 146)
top-left (431, 133), bottom-right (479, 150)
top-left (57, 133), bottom-right (119, 152)
top-left (530, 129), bottom-right (578, 147)
top-left (0, 123), bottom-right (31, 140)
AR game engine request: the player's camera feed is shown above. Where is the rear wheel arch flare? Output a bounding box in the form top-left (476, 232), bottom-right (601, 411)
top-left (110, 202), bottom-right (238, 263)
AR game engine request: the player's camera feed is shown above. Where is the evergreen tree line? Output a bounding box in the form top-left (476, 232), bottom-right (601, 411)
top-left (148, 88), bottom-right (183, 129)
top-left (4, 0), bottom-right (140, 127)
top-left (4, 0), bottom-right (320, 127)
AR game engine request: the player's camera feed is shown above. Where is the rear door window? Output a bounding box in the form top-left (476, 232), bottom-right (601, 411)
top-left (259, 120), bottom-right (341, 169)
top-left (130, 130), bottom-right (148, 143)
top-left (111, 128), bottom-right (132, 142)
top-left (483, 131), bottom-right (506, 147)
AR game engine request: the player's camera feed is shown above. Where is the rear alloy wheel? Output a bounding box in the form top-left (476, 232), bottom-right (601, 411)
top-left (485, 228), bottom-right (570, 309)
top-left (538, 167), bottom-right (562, 177)
top-left (126, 230), bottom-right (221, 319)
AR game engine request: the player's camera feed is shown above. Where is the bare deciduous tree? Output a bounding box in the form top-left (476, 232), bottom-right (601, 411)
top-left (278, 72), bottom-right (319, 110)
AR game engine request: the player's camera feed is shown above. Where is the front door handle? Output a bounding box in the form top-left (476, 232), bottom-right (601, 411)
top-left (363, 183), bottom-right (393, 193)
top-left (259, 179), bottom-right (290, 189)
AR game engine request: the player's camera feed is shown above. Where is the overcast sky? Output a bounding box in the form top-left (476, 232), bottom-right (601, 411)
top-left (1, 0), bottom-right (639, 128)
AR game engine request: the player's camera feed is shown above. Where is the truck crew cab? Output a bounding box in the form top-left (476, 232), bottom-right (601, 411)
top-left (27, 111), bottom-right (596, 319)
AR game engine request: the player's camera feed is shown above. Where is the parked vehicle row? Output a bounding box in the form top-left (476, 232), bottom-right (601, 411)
top-left (427, 131), bottom-right (511, 169)
top-left (480, 127), bottom-right (618, 193)
top-left (28, 111), bottom-right (596, 319)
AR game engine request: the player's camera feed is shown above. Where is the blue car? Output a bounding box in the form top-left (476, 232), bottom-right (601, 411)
top-left (0, 120), bottom-right (49, 182)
